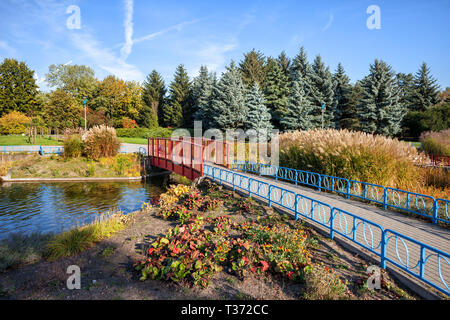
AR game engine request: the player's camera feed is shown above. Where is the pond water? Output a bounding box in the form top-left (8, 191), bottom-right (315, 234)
top-left (0, 179), bottom-right (165, 239)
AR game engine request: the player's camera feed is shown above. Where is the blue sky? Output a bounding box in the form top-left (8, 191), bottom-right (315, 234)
top-left (1, 0), bottom-right (449, 91)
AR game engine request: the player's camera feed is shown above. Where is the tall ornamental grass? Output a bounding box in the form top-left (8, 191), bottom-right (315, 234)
top-left (279, 129), bottom-right (426, 190)
top-left (82, 125), bottom-right (121, 160)
top-left (419, 129), bottom-right (450, 156)
top-left (63, 134), bottom-right (83, 158)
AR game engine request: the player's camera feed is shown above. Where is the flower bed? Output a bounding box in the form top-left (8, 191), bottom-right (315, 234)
top-left (135, 181), bottom-right (350, 297)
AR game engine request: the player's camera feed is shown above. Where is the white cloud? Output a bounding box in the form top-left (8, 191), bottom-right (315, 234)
top-left (0, 40), bottom-right (17, 56)
top-left (133, 19), bottom-right (200, 44)
top-left (323, 13), bottom-right (334, 31)
top-left (33, 72), bottom-right (46, 89)
top-left (196, 41), bottom-right (238, 72)
top-left (70, 32), bottom-right (144, 82)
top-left (120, 0), bottom-right (134, 60)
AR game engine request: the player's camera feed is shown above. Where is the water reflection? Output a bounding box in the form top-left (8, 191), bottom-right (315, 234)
top-left (0, 179), bottom-right (165, 239)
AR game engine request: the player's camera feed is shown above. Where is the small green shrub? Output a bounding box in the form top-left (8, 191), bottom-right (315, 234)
top-left (114, 154), bottom-right (133, 175)
top-left (419, 130), bottom-right (450, 156)
top-left (47, 214), bottom-right (125, 260)
top-left (82, 125), bottom-right (121, 160)
top-left (63, 134), bottom-right (83, 158)
top-left (87, 161), bottom-right (95, 177)
top-left (304, 264), bottom-right (349, 300)
top-left (116, 127), bottom-right (174, 138)
top-left (0, 233), bottom-right (52, 271)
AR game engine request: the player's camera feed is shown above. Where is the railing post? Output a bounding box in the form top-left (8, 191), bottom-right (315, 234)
top-left (346, 179), bottom-right (350, 199)
top-left (201, 141), bottom-right (204, 176)
top-left (318, 175), bottom-right (322, 192)
top-left (419, 246), bottom-right (425, 278)
top-left (432, 201), bottom-right (438, 224)
top-left (383, 187), bottom-right (387, 210)
top-left (294, 195), bottom-right (299, 220)
top-left (330, 208), bottom-right (335, 240)
top-left (295, 170), bottom-right (298, 185)
top-left (380, 230), bottom-right (386, 269)
top-left (190, 142), bottom-right (194, 180)
top-left (181, 142), bottom-right (184, 177)
top-left (248, 178), bottom-right (251, 196)
top-left (268, 185), bottom-right (272, 207)
top-left (258, 163), bottom-right (261, 176)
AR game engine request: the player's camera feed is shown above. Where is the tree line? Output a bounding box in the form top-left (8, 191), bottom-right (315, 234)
top-left (0, 47), bottom-right (448, 139)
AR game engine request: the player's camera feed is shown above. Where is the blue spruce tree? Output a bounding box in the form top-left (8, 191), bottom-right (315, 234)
top-left (244, 83), bottom-right (273, 138)
top-left (192, 66), bottom-right (215, 129)
top-left (280, 71), bottom-right (315, 131)
top-left (309, 55), bottom-right (335, 128)
top-left (210, 61), bottom-right (248, 130)
top-left (357, 59), bottom-right (405, 136)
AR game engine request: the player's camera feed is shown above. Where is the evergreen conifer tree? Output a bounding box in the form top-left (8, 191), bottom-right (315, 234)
top-left (193, 66), bottom-right (215, 128)
top-left (141, 70), bottom-right (165, 128)
top-left (290, 46), bottom-right (311, 80)
top-left (166, 65), bottom-right (192, 128)
top-left (309, 55), bottom-right (335, 128)
top-left (262, 58), bottom-right (289, 129)
top-left (280, 72), bottom-right (315, 131)
top-left (210, 61), bottom-right (248, 130)
top-left (244, 83), bottom-right (273, 138)
top-left (357, 59), bottom-right (405, 136)
top-left (411, 62), bottom-right (440, 111)
top-left (239, 49), bottom-right (266, 87)
top-left (340, 82), bottom-right (362, 130)
top-left (277, 51), bottom-right (291, 77)
top-left (396, 72), bottom-right (415, 111)
top-left (332, 63), bottom-right (352, 129)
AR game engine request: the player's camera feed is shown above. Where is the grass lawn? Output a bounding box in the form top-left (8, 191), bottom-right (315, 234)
top-left (0, 135), bottom-right (62, 146)
top-left (402, 140), bottom-right (422, 148)
top-left (119, 137), bottom-right (149, 144)
top-left (8, 154), bottom-right (142, 178)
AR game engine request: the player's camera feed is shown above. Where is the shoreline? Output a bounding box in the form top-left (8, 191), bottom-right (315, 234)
top-left (0, 176), bottom-right (144, 183)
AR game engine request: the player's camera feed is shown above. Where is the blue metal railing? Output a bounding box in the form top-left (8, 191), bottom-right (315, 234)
top-left (2, 145), bottom-right (148, 156)
top-left (232, 161), bottom-right (449, 225)
top-left (203, 163), bottom-right (450, 296)
top-left (2, 146), bottom-right (36, 153)
top-left (39, 146), bottom-right (62, 155)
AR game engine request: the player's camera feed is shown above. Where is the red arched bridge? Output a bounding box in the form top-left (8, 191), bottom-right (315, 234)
top-left (147, 137), bottom-right (232, 180)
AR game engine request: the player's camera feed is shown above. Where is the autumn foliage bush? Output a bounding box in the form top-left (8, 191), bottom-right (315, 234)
top-left (0, 111), bottom-right (30, 135)
top-left (279, 129), bottom-right (426, 191)
top-left (82, 125), bottom-right (121, 160)
top-left (122, 117), bottom-right (138, 129)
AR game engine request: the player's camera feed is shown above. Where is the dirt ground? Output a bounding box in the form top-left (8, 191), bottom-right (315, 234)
top-left (0, 186), bottom-right (418, 300)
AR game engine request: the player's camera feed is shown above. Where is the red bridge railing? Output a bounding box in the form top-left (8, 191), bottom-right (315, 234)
top-left (147, 137), bottom-right (232, 180)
